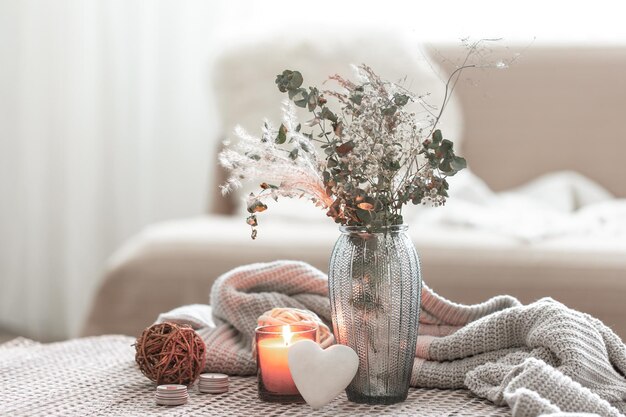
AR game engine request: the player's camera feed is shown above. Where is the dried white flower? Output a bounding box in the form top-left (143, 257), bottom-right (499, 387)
top-left (219, 53), bottom-right (497, 237)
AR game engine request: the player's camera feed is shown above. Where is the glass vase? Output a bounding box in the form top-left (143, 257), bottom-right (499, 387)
top-left (328, 224), bottom-right (421, 404)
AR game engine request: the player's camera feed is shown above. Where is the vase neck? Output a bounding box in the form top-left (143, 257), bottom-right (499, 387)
top-left (339, 224), bottom-right (408, 235)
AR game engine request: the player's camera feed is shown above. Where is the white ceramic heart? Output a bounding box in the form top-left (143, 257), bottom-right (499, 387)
top-left (288, 340), bottom-right (358, 409)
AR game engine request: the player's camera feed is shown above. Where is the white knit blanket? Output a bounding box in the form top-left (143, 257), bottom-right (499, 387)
top-left (157, 261), bottom-right (626, 417)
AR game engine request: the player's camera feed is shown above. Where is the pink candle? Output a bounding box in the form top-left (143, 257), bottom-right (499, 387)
top-left (258, 326), bottom-right (298, 393)
top-left (255, 324), bottom-right (317, 402)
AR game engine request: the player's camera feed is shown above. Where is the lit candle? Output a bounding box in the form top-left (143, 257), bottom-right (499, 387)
top-left (255, 324), bottom-right (317, 402)
top-left (258, 325), bottom-right (297, 393)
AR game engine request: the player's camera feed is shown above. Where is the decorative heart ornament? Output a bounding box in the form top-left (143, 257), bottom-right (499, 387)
top-left (288, 340), bottom-right (359, 409)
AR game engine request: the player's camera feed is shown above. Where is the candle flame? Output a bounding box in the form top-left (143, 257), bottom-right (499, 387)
top-left (282, 325), bottom-right (293, 346)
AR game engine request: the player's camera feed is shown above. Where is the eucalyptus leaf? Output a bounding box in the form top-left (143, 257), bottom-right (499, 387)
top-left (275, 70), bottom-right (295, 93)
top-left (307, 88), bottom-right (319, 111)
top-left (294, 95), bottom-right (308, 108)
top-left (289, 71), bottom-right (303, 89)
top-left (451, 156), bottom-right (467, 171)
top-left (393, 93), bottom-right (410, 106)
top-left (321, 107), bottom-right (338, 123)
top-left (333, 121), bottom-right (344, 137)
top-left (350, 93), bottom-right (363, 105)
top-left (335, 141), bottom-right (355, 156)
top-left (386, 160), bottom-right (401, 170)
top-left (382, 106), bottom-right (397, 116)
top-left (275, 124), bottom-right (287, 144)
top-left (288, 87), bottom-right (303, 99)
top-left (439, 158), bottom-right (452, 173)
top-left (289, 88), bottom-right (308, 108)
top-left (439, 139), bottom-right (453, 155)
top-left (411, 191), bottom-right (424, 204)
top-left (355, 208), bottom-right (372, 224)
top-left (432, 129), bottom-right (443, 144)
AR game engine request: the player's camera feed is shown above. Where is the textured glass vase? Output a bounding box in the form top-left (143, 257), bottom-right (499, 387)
top-left (328, 224), bottom-right (421, 404)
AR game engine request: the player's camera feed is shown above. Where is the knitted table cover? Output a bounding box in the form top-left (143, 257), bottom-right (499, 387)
top-left (0, 336), bottom-right (510, 416)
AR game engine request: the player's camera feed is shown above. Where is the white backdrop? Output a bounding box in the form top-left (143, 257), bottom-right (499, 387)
top-left (0, 0), bottom-right (221, 340)
top-left (1, 0), bottom-right (625, 340)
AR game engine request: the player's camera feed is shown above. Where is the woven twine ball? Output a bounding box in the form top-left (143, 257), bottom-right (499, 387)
top-left (134, 322), bottom-right (206, 385)
top-left (257, 307), bottom-right (335, 348)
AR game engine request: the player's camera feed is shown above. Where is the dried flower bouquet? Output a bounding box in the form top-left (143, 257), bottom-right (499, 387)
top-left (220, 61), bottom-right (469, 239)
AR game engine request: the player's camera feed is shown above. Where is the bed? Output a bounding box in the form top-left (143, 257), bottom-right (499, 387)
top-left (82, 36), bottom-right (626, 341)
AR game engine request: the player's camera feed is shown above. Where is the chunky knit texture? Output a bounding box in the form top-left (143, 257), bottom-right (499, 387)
top-left (157, 260), bottom-right (626, 417)
top-left (158, 261), bottom-right (331, 375)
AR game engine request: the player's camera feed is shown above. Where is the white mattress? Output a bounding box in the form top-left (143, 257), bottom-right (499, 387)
top-left (83, 213), bottom-right (626, 341)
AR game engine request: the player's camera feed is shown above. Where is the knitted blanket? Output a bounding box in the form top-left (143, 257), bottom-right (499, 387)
top-left (157, 261), bottom-right (626, 417)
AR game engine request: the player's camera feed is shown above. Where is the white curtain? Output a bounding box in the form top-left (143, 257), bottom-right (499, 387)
top-left (0, 0), bottom-right (221, 340)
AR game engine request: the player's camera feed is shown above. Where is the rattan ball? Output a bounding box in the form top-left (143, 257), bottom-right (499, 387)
top-left (134, 322), bottom-right (206, 385)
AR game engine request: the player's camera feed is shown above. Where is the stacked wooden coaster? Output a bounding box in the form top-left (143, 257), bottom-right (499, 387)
top-left (198, 373), bottom-right (229, 394)
top-left (155, 384), bottom-right (189, 406)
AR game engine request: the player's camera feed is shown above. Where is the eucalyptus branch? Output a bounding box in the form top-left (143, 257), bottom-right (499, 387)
top-left (218, 43), bottom-right (518, 237)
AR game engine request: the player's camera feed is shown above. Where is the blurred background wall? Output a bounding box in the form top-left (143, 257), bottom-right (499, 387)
top-left (1, 0), bottom-right (625, 341)
top-left (0, 0), bottom-right (220, 340)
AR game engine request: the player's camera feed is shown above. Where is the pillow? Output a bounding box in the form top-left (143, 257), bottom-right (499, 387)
top-left (509, 170), bottom-right (613, 212)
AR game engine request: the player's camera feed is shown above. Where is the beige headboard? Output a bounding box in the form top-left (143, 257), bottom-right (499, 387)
top-left (436, 45), bottom-right (626, 197)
